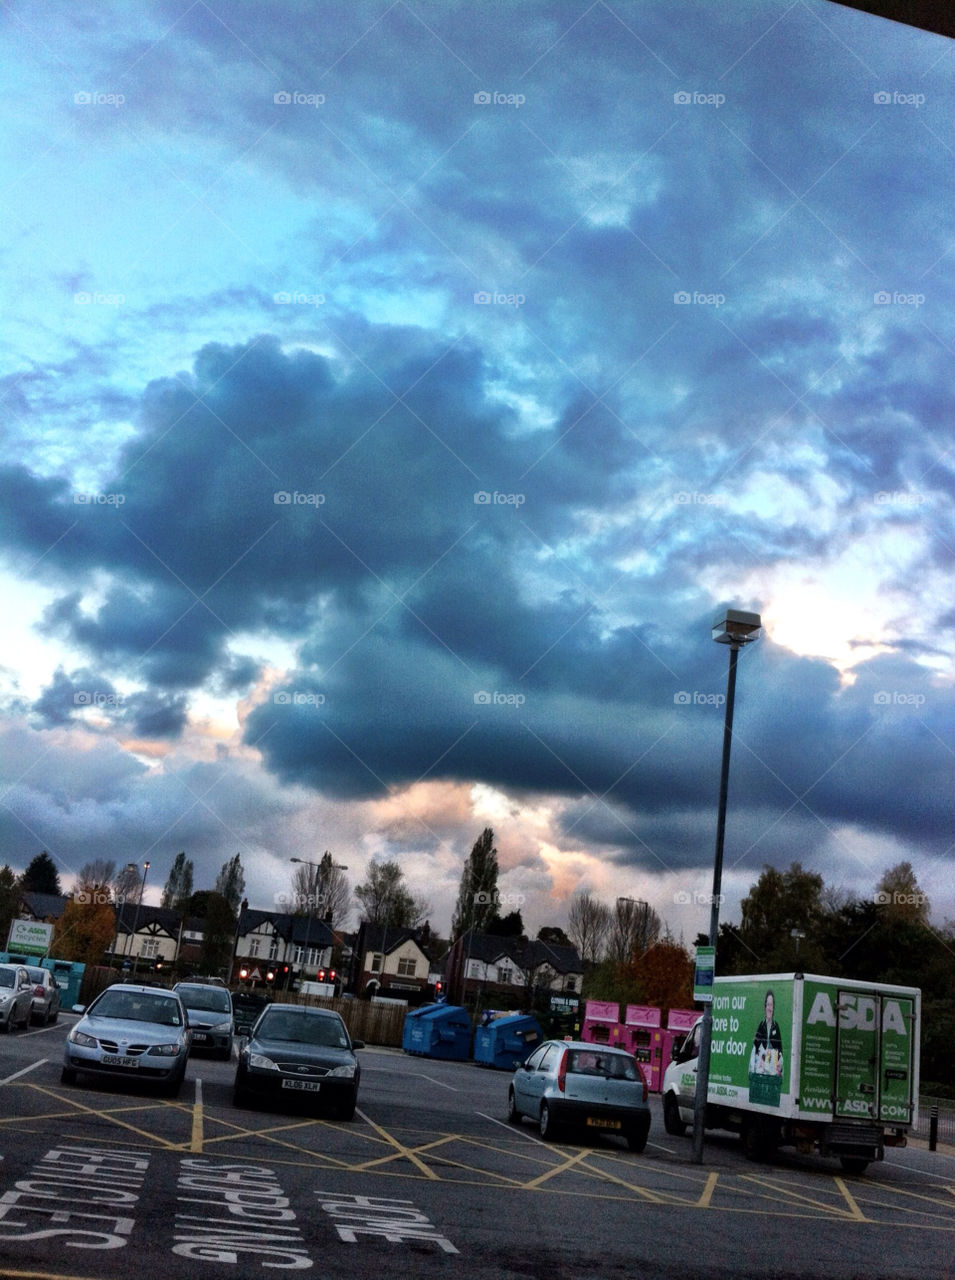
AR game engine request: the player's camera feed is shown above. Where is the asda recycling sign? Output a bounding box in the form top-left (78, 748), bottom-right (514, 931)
top-left (7, 918), bottom-right (54, 957)
top-left (693, 946), bottom-right (715, 1003)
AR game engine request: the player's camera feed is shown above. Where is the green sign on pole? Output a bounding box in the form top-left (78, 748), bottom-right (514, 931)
top-left (694, 946), bottom-right (715, 1003)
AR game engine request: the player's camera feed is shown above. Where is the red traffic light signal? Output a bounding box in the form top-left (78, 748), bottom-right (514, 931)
top-left (239, 967), bottom-right (249, 980)
top-left (266, 970), bottom-right (275, 983)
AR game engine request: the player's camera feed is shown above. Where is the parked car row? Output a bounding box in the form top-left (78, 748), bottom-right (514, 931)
top-left (0, 962), bottom-right (61, 1030)
top-left (50, 984), bottom-right (654, 1153)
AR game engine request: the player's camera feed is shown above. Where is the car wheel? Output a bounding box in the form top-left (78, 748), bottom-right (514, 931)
top-left (839, 1156), bottom-right (869, 1175)
top-left (507, 1088), bottom-right (522, 1125)
top-left (539, 1102), bottom-right (557, 1141)
top-left (338, 1090), bottom-right (357, 1122)
top-left (49, 1008), bottom-right (58, 1024)
top-left (60, 1067), bottom-right (77, 1085)
top-left (663, 1092), bottom-right (687, 1136)
top-left (626, 1123), bottom-right (649, 1153)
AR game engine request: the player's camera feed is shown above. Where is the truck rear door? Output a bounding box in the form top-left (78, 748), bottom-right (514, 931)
top-left (833, 991), bottom-right (916, 1124)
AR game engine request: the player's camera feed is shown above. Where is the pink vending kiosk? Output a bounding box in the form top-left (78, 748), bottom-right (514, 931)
top-left (655, 1007), bottom-right (700, 1086)
top-left (623, 1005), bottom-right (663, 1089)
top-left (581, 999), bottom-right (622, 1046)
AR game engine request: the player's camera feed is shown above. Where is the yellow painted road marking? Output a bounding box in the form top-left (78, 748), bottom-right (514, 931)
top-left (698, 1171), bottom-right (719, 1207)
top-left (28, 1084), bottom-right (181, 1149)
top-left (834, 1176), bottom-right (869, 1221)
top-left (522, 1146), bottom-right (591, 1189)
top-left (353, 1109), bottom-right (439, 1179)
top-left (190, 1076), bottom-right (203, 1152)
top-left (739, 1173), bottom-right (861, 1219)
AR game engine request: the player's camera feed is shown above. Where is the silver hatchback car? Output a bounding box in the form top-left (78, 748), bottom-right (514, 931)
top-left (508, 1039), bottom-right (651, 1151)
top-left (0, 963), bottom-right (34, 1031)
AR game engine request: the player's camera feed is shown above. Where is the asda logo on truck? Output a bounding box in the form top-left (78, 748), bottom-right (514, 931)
top-left (806, 992), bottom-right (909, 1035)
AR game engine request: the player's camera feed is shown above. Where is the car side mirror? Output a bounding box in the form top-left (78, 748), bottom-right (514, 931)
top-left (72, 1004), bottom-right (85, 1014)
top-left (351, 1039), bottom-right (365, 1050)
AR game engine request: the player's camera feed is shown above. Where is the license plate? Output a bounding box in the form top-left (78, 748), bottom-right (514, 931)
top-left (191, 1033), bottom-right (208, 1042)
top-left (586, 1116), bottom-right (621, 1130)
top-left (102, 1054), bottom-right (138, 1068)
top-left (282, 1078), bottom-right (320, 1092)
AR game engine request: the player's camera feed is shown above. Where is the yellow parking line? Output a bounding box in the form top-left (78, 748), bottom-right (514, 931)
top-left (190, 1077), bottom-right (203, 1152)
top-left (352, 1110), bottom-right (439, 1180)
top-left (27, 1084), bottom-right (180, 1149)
top-left (523, 1147), bottom-right (591, 1188)
top-left (834, 1176), bottom-right (869, 1222)
top-left (698, 1171), bottom-right (719, 1207)
top-left (739, 1173), bottom-right (860, 1219)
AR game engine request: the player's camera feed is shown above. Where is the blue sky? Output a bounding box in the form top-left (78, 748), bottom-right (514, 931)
top-left (1, 0), bottom-right (953, 944)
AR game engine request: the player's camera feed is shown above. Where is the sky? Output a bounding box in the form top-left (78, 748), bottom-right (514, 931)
top-left (1, 0), bottom-right (953, 951)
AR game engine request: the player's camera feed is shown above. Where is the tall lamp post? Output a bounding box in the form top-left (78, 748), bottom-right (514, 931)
top-left (130, 860), bottom-right (150, 978)
top-left (692, 608), bottom-right (761, 1164)
top-left (289, 857), bottom-right (347, 986)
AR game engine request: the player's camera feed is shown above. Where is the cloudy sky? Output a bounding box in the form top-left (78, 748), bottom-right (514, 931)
top-left (1, 0), bottom-right (953, 947)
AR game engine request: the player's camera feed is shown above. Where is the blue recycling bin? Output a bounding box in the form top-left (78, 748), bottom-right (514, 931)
top-left (401, 1003), bottom-right (442, 1053)
top-left (43, 959), bottom-right (85, 1009)
top-left (473, 1013), bottom-right (543, 1070)
top-left (402, 1004), bottom-right (472, 1060)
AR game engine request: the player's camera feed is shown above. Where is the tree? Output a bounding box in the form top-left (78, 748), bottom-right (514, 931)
top-left (567, 890), bottom-right (611, 966)
top-left (76, 859), bottom-right (116, 895)
top-left (50, 895), bottom-right (115, 967)
top-left (875, 861), bottom-right (930, 925)
top-left (537, 925), bottom-right (571, 947)
top-left (198, 890), bottom-right (237, 977)
top-left (605, 898), bottom-right (661, 966)
top-left (627, 938), bottom-right (694, 1012)
top-left (215, 854), bottom-right (245, 915)
top-left (354, 858), bottom-right (429, 928)
top-left (0, 864), bottom-right (21, 946)
top-left (161, 852), bottom-right (194, 915)
top-left (487, 910), bottom-right (524, 937)
top-left (735, 862), bottom-right (827, 972)
top-left (21, 852), bottom-right (61, 896)
top-left (290, 852), bottom-right (350, 926)
top-left (450, 828), bottom-right (500, 938)
top-left (114, 862), bottom-right (144, 906)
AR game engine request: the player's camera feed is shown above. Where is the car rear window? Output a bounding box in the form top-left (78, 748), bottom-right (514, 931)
top-left (568, 1050), bottom-right (639, 1081)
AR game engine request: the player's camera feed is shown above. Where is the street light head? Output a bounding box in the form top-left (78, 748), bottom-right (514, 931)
top-left (712, 608), bottom-right (761, 646)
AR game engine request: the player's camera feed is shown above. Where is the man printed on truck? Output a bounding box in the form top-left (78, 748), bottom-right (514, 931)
top-left (752, 989), bottom-right (783, 1075)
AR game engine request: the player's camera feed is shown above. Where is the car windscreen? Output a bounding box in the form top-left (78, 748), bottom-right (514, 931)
top-left (92, 990), bottom-right (182, 1025)
top-left (0, 970), bottom-right (16, 988)
top-left (257, 1012), bottom-right (349, 1048)
top-left (178, 987), bottom-right (232, 1013)
top-left (567, 1049), bottom-right (639, 1081)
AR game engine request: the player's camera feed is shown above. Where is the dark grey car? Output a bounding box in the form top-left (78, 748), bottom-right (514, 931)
top-left (233, 1003), bottom-right (363, 1119)
top-left (173, 982), bottom-right (234, 1058)
top-left (508, 1039), bottom-right (651, 1151)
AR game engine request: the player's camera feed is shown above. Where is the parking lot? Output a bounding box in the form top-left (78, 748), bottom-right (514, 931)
top-left (2, 1017), bottom-right (954, 1279)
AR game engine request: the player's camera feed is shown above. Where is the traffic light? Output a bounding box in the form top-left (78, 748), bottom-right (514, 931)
top-left (266, 969), bottom-right (275, 983)
top-left (435, 981), bottom-right (442, 995)
top-left (239, 967), bottom-right (249, 981)
top-left (317, 969), bottom-right (325, 982)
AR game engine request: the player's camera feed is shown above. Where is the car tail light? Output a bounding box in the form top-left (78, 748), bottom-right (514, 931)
top-left (34, 984), bottom-right (45, 997)
top-left (556, 1048), bottom-right (568, 1093)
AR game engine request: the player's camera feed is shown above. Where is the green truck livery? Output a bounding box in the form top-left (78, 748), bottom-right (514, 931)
top-left (661, 973), bottom-right (920, 1173)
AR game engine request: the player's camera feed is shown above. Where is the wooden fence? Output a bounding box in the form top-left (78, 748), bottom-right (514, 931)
top-left (76, 970), bottom-right (408, 1048)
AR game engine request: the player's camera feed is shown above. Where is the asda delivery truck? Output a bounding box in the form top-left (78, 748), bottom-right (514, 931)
top-left (661, 973), bottom-right (920, 1173)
